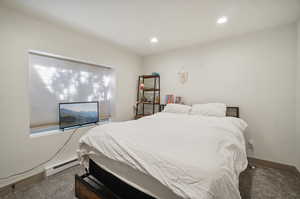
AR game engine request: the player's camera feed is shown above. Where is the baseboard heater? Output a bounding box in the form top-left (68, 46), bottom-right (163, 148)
top-left (45, 158), bottom-right (79, 177)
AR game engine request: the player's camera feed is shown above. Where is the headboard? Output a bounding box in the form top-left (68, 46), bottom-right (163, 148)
top-left (159, 105), bottom-right (239, 118)
top-left (226, 107), bottom-right (239, 118)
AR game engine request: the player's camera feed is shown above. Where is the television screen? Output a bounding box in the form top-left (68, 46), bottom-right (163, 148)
top-left (59, 101), bottom-right (99, 129)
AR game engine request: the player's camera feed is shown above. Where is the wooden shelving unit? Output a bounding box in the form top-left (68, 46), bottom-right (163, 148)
top-left (135, 75), bottom-right (160, 119)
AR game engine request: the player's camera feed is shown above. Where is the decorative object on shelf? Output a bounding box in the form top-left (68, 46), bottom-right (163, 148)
top-left (135, 75), bottom-right (161, 119)
top-left (177, 67), bottom-right (188, 84)
top-left (141, 96), bottom-right (148, 102)
top-left (175, 96), bottom-right (183, 104)
top-left (159, 104), bottom-right (166, 112)
top-left (152, 72), bottom-right (160, 76)
top-left (165, 94), bottom-right (174, 104)
top-left (139, 83), bottom-right (145, 90)
top-left (155, 95), bottom-right (160, 104)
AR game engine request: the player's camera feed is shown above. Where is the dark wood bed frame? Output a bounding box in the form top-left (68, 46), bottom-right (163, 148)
top-left (75, 107), bottom-right (240, 199)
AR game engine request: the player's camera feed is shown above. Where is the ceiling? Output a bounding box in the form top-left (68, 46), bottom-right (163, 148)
top-left (3, 0), bottom-right (300, 55)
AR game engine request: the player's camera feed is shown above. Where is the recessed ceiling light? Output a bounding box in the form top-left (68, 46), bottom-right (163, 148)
top-left (150, 37), bottom-right (159, 43)
top-left (217, 16), bottom-right (228, 24)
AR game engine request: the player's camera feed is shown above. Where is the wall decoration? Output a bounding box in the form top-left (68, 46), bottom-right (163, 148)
top-left (177, 67), bottom-right (188, 84)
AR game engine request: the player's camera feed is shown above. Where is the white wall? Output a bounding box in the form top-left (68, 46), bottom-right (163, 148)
top-left (0, 4), bottom-right (299, 189)
top-left (297, 21), bottom-right (300, 170)
top-left (0, 5), bottom-right (141, 187)
top-left (143, 24), bottom-right (298, 166)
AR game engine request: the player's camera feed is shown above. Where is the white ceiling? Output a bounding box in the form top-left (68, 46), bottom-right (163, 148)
top-left (3, 0), bottom-right (300, 55)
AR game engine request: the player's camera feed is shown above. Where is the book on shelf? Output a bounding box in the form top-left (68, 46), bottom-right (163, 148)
top-left (165, 94), bottom-right (174, 104)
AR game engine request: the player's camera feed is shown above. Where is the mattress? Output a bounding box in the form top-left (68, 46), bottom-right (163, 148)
top-left (78, 112), bottom-right (248, 199)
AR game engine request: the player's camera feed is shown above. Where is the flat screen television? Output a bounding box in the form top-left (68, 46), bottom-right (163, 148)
top-left (59, 101), bottom-right (99, 129)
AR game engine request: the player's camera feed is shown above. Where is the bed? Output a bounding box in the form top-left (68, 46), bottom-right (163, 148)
top-left (76, 107), bottom-right (248, 199)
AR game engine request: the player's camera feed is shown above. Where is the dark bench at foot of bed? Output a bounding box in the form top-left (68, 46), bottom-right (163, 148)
top-left (75, 159), bottom-right (156, 199)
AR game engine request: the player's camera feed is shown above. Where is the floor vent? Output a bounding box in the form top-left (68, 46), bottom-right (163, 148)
top-left (45, 158), bottom-right (79, 176)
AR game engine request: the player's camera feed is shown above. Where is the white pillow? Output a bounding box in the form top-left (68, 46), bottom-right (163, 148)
top-left (190, 103), bottom-right (226, 117)
top-left (227, 117), bottom-right (248, 132)
top-left (163, 104), bottom-right (191, 114)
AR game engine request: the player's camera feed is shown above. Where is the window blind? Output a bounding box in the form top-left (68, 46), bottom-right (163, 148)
top-left (29, 52), bottom-right (114, 129)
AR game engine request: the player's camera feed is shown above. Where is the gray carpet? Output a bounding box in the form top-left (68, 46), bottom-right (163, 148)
top-left (1, 165), bottom-right (300, 199)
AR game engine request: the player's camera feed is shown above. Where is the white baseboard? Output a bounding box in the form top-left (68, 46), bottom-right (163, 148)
top-left (45, 157), bottom-right (79, 177)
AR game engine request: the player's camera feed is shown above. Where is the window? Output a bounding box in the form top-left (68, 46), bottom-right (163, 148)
top-left (29, 51), bottom-right (115, 133)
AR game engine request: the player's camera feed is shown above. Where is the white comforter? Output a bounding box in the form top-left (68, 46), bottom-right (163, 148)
top-left (78, 113), bottom-right (248, 199)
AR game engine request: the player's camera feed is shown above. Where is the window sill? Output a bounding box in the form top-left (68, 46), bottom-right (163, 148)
top-left (30, 121), bottom-right (110, 138)
top-left (30, 128), bottom-right (69, 138)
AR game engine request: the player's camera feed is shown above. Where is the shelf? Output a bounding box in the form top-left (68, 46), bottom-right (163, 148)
top-left (139, 75), bottom-right (160, 79)
top-left (135, 114), bottom-right (152, 119)
top-left (136, 75), bottom-right (160, 119)
top-left (143, 88), bottom-right (160, 92)
top-left (136, 102), bottom-right (160, 105)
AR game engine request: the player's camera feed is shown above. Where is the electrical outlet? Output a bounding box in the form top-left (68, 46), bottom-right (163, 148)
top-left (247, 139), bottom-right (254, 151)
top-left (248, 139), bottom-right (254, 146)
